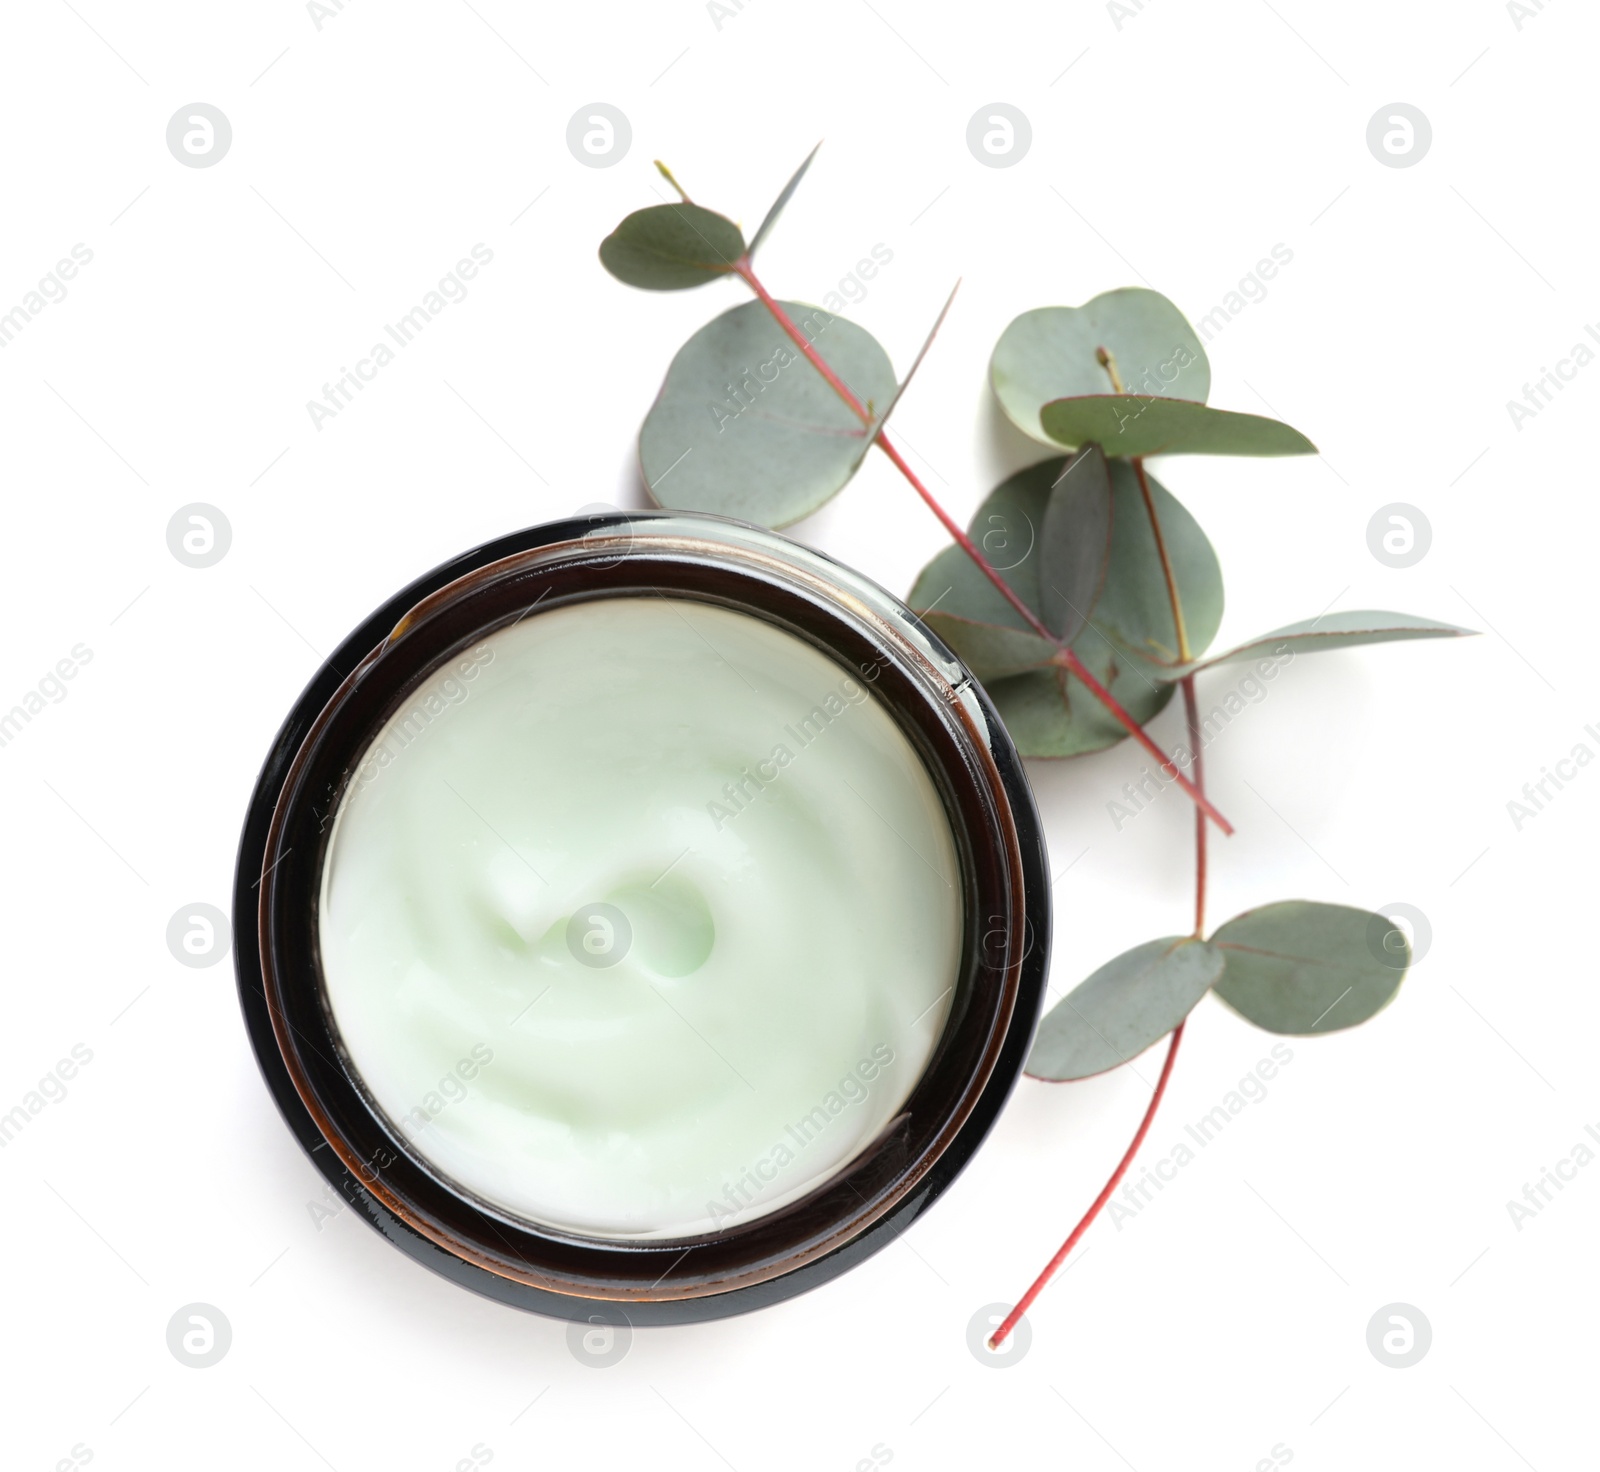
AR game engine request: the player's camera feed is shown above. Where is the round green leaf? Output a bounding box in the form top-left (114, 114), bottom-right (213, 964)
top-left (1027, 936), bottom-right (1225, 1081)
top-left (1212, 901), bottom-right (1408, 1035)
top-left (990, 290), bottom-right (1211, 444)
top-left (599, 203), bottom-right (746, 290)
top-left (909, 457), bottom-right (1223, 679)
top-left (639, 299), bottom-right (895, 528)
top-left (907, 457), bottom-right (1189, 757)
top-left (907, 458), bottom-right (1060, 680)
top-left (1039, 395), bottom-right (1317, 458)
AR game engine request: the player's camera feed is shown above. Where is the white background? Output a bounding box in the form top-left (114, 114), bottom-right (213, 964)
top-left (2, 1), bottom-right (1595, 1468)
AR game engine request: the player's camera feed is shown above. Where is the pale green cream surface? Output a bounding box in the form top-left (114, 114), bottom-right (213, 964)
top-left (319, 596), bottom-right (961, 1238)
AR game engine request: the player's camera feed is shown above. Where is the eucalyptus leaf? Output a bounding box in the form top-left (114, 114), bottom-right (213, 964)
top-left (599, 203), bottom-right (747, 290)
top-left (991, 290), bottom-right (1211, 444)
top-left (1039, 395), bottom-right (1317, 458)
top-left (748, 143), bottom-right (821, 257)
top-left (910, 457), bottom-right (1222, 679)
top-left (639, 299), bottom-right (895, 527)
top-left (1027, 936), bottom-right (1225, 1081)
top-left (1039, 446), bottom-right (1112, 644)
top-left (1212, 901), bottom-right (1407, 1035)
top-left (907, 457), bottom-right (1196, 757)
top-left (1126, 610), bottom-right (1478, 682)
top-left (907, 459), bottom-right (1056, 671)
top-left (849, 280), bottom-right (960, 474)
top-left (910, 577), bottom-right (1059, 678)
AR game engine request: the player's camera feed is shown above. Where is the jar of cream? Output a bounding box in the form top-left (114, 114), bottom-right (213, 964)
top-left (236, 512), bottom-right (1048, 1323)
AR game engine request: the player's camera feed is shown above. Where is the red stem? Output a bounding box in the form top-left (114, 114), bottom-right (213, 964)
top-left (1132, 455), bottom-right (1192, 665)
top-left (987, 680), bottom-right (1212, 1349)
top-left (987, 1020), bottom-right (1186, 1350)
top-left (733, 260), bottom-right (1233, 836)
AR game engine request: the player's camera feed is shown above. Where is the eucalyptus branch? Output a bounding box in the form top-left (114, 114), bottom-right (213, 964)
top-left (598, 151), bottom-right (1476, 1353)
top-left (734, 259), bottom-right (1233, 835)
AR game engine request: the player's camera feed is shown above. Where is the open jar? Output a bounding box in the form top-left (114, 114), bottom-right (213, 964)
top-left (235, 511), bottom-right (1047, 1323)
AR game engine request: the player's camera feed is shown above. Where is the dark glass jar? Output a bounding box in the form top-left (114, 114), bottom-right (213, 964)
top-left (235, 511), bottom-right (1048, 1324)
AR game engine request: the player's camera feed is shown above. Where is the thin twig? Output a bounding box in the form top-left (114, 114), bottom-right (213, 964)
top-left (1133, 456), bottom-right (1192, 663)
top-left (987, 1021), bottom-right (1185, 1349)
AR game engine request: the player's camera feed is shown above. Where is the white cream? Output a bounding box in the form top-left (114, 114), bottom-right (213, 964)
top-left (318, 596), bottom-right (961, 1239)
